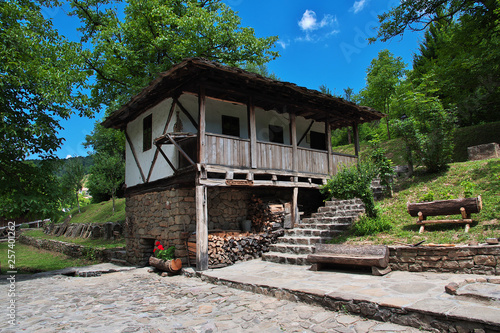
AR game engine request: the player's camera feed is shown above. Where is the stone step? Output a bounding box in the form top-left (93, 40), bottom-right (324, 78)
top-left (296, 223), bottom-right (351, 231)
top-left (268, 243), bottom-right (314, 255)
top-left (312, 209), bottom-right (365, 218)
top-left (317, 205), bottom-right (365, 214)
top-left (261, 252), bottom-right (309, 265)
top-left (325, 199), bottom-right (364, 207)
top-left (301, 216), bottom-right (355, 225)
top-left (110, 258), bottom-right (128, 266)
top-left (277, 236), bottom-right (324, 246)
top-left (284, 228), bottom-right (342, 238)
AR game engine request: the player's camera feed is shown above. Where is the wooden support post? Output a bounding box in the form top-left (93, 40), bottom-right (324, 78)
top-left (352, 122), bottom-right (360, 158)
top-left (125, 130), bottom-right (146, 183)
top-left (291, 187), bottom-right (299, 229)
top-left (326, 121), bottom-right (333, 175)
top-left (248, 96), bottom-right (257, 169)
top-left (196, 185), bottom-right (208, 271)
top-left (198, 86), bottom-right (206, 164)
top-left (290, 112), bottom-right (297, 172)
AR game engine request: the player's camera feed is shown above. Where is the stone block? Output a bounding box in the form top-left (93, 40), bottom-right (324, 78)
top-left (458, 260), bottom-right (475, 269)
top-left (467, 143), bottom-right (500, 161)
top-left (474, 255), bottom-right (496, 266)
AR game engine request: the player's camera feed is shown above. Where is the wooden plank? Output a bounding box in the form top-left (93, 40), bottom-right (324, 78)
top-left (157, 145), bottom-right (177, 172)
top-left (196, 185), bottom-right (208, 271)
top-left (125, 130), bottom-right (146, 183)
top-left (248, 97), bottom-right (257, 169)
top-left (326, 121), bottom-right (333, 175)
top-left (416, 219), bottom-right (473, 225)
top-left (174, 97), bottom-right (198, 129)
top-left (297, 120), bottom-right (314, 146)
top-left (165, 133), bottom-right (196, 166)
top-left (198, 86), bottom-right (206, 164)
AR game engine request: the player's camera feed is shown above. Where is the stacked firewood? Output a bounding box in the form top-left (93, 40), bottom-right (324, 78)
top-left (207, 230), bottom-right (283, 268)
top-left (247, 195), bottom-right (289, 232)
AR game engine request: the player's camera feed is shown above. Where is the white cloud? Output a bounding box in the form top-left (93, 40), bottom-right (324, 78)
top-left (297, 10), bottom-right (339, 42)
top-left (298, 10), bottom-right (336, 31)
top-left (65, 155), bottom-right (72, 159)
top-left (351, 0), bottom-right (368, 14)
top-left (277, 40), bottom-right (289, 49)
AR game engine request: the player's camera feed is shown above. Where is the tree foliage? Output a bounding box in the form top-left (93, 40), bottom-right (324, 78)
top-left (60, 157), bottom-right (86, 213)
top-left (70, 0), bottom-right (279, 113)
top-left (355, 50), bottom-right (406, 140)
top-left (0, 0), bottom-right (89, 219)
top-left (87, 152), bottom-right (125, 212)
top-left (393, 75), bottom-right (456, 172)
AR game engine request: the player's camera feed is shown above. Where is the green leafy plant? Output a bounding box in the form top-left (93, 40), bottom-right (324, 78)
top-left (419, 191), bottom-right (435, 202)
top-left (320, 161), bottom-right (377, 217)
top-left (460, 179), bottom-right (477, 198)
top-left (369, 137), bottom-right (395, 195)
top-left (154, 241), bottom-right (175, 261)
top-left (352, 214), bottom-right (392, 236)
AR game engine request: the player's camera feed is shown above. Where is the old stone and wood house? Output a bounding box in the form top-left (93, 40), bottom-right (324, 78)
top-left (102, 58), bottom-right (384, 270)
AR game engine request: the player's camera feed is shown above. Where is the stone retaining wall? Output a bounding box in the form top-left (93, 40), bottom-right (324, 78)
top-left (18, 235), bottom-right (126, 263)
top-left (389, 245), bottom-right (500, 275)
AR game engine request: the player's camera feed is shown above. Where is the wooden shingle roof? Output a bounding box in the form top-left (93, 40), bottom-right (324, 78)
top-left (102, 58), bottom-right (384, 129)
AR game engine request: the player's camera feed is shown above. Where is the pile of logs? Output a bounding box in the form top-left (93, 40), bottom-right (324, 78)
top-left (187, 230), bottom-right (284, 268)
top-left (247, 195), bottom-right (289, 232)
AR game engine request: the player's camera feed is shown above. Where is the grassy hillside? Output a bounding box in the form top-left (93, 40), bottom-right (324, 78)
top-left (60, 198), bottom-right (126, 224)
top-left (333, 121), bottom-right (500, 166)
top-left (334, 158), bottom-right (500, 245)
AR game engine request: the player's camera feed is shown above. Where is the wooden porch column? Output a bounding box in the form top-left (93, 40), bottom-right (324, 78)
top-left (290, 113), bottom-right (298, 173)
top-left (326, 121), bottom-right (333, 175)
top-left (195, 185), bottom-right (208, 271)
top-left (198, 86), bottom-right (206, 164)
top-left (352, 122), bottom-right (360, 158)
top-left (248, 96), bottom-right (257, 169)
top-left (291, 187), bottom-right (299, 228)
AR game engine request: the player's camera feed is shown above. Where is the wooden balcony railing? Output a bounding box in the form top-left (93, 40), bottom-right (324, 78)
top-left (205, 133), bottom-right (356, 176)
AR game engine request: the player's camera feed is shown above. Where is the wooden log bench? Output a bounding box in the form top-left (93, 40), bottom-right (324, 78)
top-left (307, 244), bottom-right (391, 276)
top-left (407, 196), bottom-right (482, 233)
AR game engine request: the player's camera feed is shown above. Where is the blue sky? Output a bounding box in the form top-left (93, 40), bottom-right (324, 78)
top-left (51, 0), bottom-right (423, 159)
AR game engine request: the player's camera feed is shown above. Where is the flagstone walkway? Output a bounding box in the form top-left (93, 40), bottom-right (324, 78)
top-left (0, 264), bottom-right (425, 333)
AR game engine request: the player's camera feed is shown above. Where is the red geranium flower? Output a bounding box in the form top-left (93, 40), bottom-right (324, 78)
top-left (155, 241), bottom-right (160, 246)
top-left (158, 245), bottom-right (164, 251)
top-left (153, 248), bottom-right (157, 252)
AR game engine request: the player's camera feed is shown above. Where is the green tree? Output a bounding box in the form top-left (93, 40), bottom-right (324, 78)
top-left (60, 157), bottom-right (86, 213)
top-left (393, 75), bottom-right (456, 172)
top-left (356, 50), bottom-right (406, 140)
top-left (0, 0), bottom-right (89, 219)
top-left (371, 0), bottom-right (499, 43)
top-left (87, 152), bottom-right (125, 212)
top-left (70, 0), bottom-right (279, 113)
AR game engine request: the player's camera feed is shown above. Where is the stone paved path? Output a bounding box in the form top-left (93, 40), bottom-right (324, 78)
top-left (0, 267), bottom-right (426, 333)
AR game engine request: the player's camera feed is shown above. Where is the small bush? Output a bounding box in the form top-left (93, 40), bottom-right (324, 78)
top-left (352, 214), bottom-right (392, 236)
top-left (320, 161), bottom-right (377, 217)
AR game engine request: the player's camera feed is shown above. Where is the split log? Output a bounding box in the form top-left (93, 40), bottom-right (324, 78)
top-left (407, 196), bottom-right (482, 218)
top-left (149, 256), bottom-right (182, 273)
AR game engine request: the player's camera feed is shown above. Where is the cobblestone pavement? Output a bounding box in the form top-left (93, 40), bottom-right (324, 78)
top-left (0, 267), bottom-right (427, 333)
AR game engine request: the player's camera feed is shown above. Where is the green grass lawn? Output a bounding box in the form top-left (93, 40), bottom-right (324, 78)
top-left (22, 229), bottom-right (126, 249)
top-left (331, 158), bottom-right (500, 245)
top-left (60, 198), bottom-right (126, 224)
top-left (0, 242), bottom-right (97, 274)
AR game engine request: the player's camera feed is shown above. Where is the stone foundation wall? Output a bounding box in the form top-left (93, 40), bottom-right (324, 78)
top-left (126, 187), bottom-right (196, 266)
top-left (18, 234), bottom-right (126, 262)
top-left (125, 186), bottom-right (299, 266)
top-left (389, 245), bottom-right (500, 275)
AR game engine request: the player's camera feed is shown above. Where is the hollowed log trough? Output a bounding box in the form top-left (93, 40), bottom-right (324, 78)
top-left (149, 256), bottom-right (182, 274)
top-left (407, 196), bottom-right (482, 233)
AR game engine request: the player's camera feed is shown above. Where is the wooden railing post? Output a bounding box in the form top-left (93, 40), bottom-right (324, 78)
top-left (248, 96), bottom-right (257, 169)
top-left (290, 112), bottom-right (298, 173)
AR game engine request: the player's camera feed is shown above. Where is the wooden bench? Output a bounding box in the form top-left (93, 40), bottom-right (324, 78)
top-left (407, 196), bottom-right (482, 233)
top-left (307, 244), bottom-right (391, 276)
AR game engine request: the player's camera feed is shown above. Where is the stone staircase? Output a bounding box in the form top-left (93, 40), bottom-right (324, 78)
top-left (261, 198), bottom-right (365, 265)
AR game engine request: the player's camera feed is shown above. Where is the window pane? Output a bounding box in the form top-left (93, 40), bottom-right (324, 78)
top-left (269, 125), bottom-right (284, 144)
top-left (143, 114), bottom-right (152, 152)
top-left (310, 131), bottom-right (326, 150)
top-left (221, 115), bottom-right (240, 137)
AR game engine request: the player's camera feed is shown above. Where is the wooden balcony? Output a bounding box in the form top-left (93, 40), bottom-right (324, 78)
top-left (203, 133), bottom-right (356, 187)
